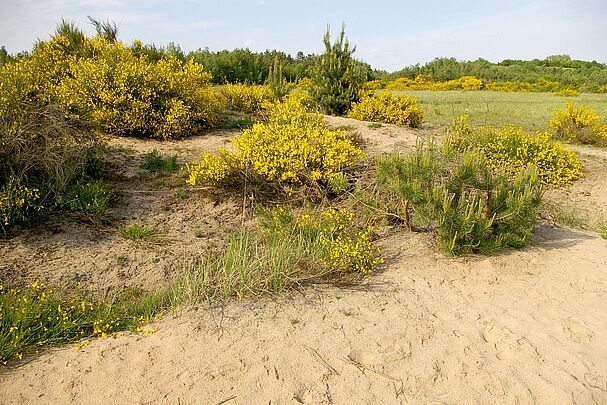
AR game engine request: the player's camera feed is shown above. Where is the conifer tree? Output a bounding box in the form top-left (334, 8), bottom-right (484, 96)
top-left (311, 25), bottom-right (366, 115)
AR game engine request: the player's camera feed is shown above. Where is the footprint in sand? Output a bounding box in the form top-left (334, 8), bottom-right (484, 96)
top-left (481, 324), bottom-right (517, 361)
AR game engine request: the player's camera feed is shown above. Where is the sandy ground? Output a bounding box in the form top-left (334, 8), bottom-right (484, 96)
top-left (1, 118), bottom-right (607, 403)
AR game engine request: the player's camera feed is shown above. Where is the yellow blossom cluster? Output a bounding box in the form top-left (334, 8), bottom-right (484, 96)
top-left (382, 75), bottom-right (574, 93)
top-left (0, 178), bottom-right (41, 231)
top-left (316, 208), bottom-right (384, 274)
top-left (386, 75), bottom-right (483, 91)
top-left (55, 37), bottom-right (221, 139)
top-left (219, 83), bottom-right (273, 114)
top-left (188, 96), bottom-right (365, 187)
top-left (348, 93), bottom-right (424, 128)
top-left (447, 115), bottom-right (584, 188)
top-left (549, 102), bottom-right (607, 146)
top-left (262, 207), bottom-right (383, 274)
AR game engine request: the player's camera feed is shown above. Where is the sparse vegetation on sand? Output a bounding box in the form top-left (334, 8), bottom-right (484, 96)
top-left (1, 19), bottom-right (605, 374)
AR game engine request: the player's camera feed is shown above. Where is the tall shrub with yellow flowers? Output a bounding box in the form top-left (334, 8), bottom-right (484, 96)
top-left (187, 95), bottom-right (364, 190)
top-left (56, 37), bottom-right (221, 139)
top-left (549, 102), bottom-right (607, 146)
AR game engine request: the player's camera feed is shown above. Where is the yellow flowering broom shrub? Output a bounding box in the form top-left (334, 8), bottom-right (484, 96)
top-left (188, 96), bottom-right (364, 189)
top-left (347, 93), bottom-right (424, 127)
top-left (447, 115), bottom-right (583, 188)
top-left (56, 37), bottom-right (221, 139)
top-left (548, 102), bottom-right (607, 146)
top-left (220, 83), bottom-right (274, 114)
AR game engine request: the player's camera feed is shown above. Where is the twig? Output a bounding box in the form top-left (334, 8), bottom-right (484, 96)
top-left (304, 345), bottom-right (339, 375)
top-left (217, 396), bottom-right (237, 405)
top-left (341, 357), bottom-right (401, 381)
top-left (345, 191), bottom-right (408, 224)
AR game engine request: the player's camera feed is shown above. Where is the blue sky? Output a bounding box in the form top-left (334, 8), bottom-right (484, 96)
top-left (1, 0), bottom-right (606, 71)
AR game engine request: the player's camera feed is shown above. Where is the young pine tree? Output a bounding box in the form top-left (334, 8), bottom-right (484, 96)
top-left (311, 25), bottom-right (366, 115)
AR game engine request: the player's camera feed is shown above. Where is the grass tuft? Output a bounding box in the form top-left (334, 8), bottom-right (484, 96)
top-left (119, 223), bottom-right (152, 241)
top-left (140, 150), bottom-right (178, 173)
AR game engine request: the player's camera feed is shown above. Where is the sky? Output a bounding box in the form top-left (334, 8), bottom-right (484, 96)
top-left (1, 0), bottom-right (606, 71)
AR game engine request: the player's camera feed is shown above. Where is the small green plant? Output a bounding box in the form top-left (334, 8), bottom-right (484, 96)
top-left (368, 123), bottom-right (382, 129)
top-left (0, 177), bottom-right (41, 233)
top-left (57, 181), bottom-right (112, 217)
top-left (115, 254), bottom-right (128, 266)
top-left (174, 188), bottom-right (188, 200)
top-left (217, 117), bottom-right (255, 129)
top-left (140, 150), bottom-right (178, 173)
top-left (119, 223), bottom-right (152, 240)
top-left (334, 124), bottom-right (356, 131)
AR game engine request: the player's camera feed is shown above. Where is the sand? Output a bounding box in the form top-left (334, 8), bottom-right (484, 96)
top-left (1, 118), bottom-right (607, 404)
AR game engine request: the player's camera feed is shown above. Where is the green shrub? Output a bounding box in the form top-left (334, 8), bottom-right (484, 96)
top-left (0, 178), bottom-right (41, 233)
top-left (310, 25), bottom-right (366, 115)
top-left (548, 102), bottom-right (607, 146)
top-left (376, 140), bottom-right (543, 255)
top-left (56, 182), bottom-right (112, 217)
top-left (187, 96), bottom-right (364, 191)
top-left (266, 56), bottom-right (289, 99)
top-left (348, 93), bottom-right (424, 127)
top-left (140, 149), bottom-right (178, 173)
top-left (447, 115), bottom-right (583, 188)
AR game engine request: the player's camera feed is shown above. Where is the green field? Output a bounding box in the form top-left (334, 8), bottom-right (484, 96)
top-left (391, 90), bottom-right (607, 132)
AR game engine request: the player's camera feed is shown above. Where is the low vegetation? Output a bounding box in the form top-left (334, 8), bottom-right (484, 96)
top-left (119, 223), bottom-right (153, 241)
top-left (140, 150), bottom-right (179, 173)
top-left (549, 102), bottom-right (607, 146)
top-left (446, 115), bottom-right (584, 188)
top-left (376, 140), bottom-right (543, 255)
top-left (348, 93), bottom-right (424, 127)
top-left (0, 280), bottom-right (164, 364)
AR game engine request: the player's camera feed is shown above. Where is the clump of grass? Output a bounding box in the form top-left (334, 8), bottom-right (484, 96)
top-left (119, 223), bottom-right (152, 240)
top-left (0, 281), bottom-right (167, 364)
top-left (217, 117), bottom-right (255, 129)
top-left (56, 181), bottom-right (112, 217)
top-left (334, 124), bottom-right (356, 131)
top-left (368, 123), bottom-right (382, 129)
top-left (140, 150), bottom-right (178, 173)
top-left (174, 188), bottom-right (188, 200)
